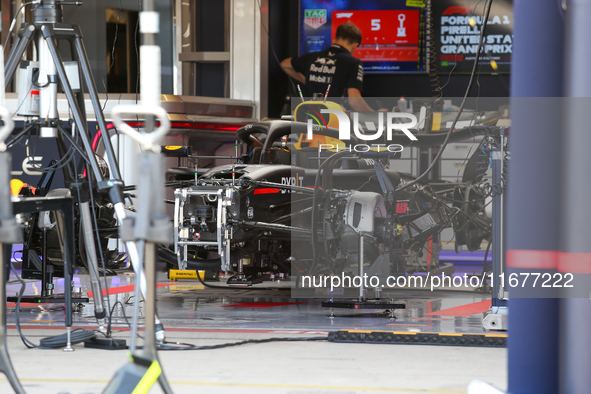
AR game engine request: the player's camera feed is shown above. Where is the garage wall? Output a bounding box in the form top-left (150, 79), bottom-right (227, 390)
top-left (63, 0), bottom-right (174, 94)
top-left (192, 0), bottom-right (227, 98)
top-left (267, 0), bottom-right (510, 118)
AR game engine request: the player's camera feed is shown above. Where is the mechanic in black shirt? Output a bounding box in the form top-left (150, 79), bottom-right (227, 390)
top-left (281, 22), bottom-right (378, 112)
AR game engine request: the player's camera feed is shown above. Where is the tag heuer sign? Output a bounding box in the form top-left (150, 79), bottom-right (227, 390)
top-left (304, 9), bottom-right (327, 29)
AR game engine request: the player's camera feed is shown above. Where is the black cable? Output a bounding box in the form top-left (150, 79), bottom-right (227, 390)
top-left (10, 261), bottom-right (96, 349)
top-left (439, 0), bottom-right (485, 93)
top-left (270, 205), bottom-right (313, 224)
top-left (436, 187), bottom-right (490, 204)
top-left (322, 191), bottom-right (340, 275)
top-left (425, 0), bottom-right (442, 98)
top-left (440, 199), bottom-right (491, 250)
top-left (124, 179), bottom-right (195, 192)
top-left (453, 199), bottom-right (492, 235)
top-left (438, 181), bottom-right (494, 246)
top-left (108, 300), bottom-right (323, 351)
top-left (135, 0), bottom-right (141, 100)
top-left (193, 265), bottom-right (289, 291)
top-left (134, 0), bottom-right (142, 133)
top-left (398, 0), bottom-right (494, 192)
top-left (310, 151), bottom-right (351, 275)
top-left (156, 336), bottom-right (326, 351)
top-left (37, 149), bottom-right (76, 173)
top-left (473, 1), bottom-right (486, 102)
top-left (100, 299), bottom-right (324, 350)
top-left (86, 168), bottom-right (114, 324)
top-left (453, 1), bottom-right (490, 184)
top-left (27, 132), bottom-right (77, 174)
top-left (106, 300), bottom-right (142, 339)
top-left (32, 68), bottom-right (49, 89)
top-left (476, 133), bottom-right (509, 197)
top-left (9, 83), bottom-right (34, 121)
top-left (94, 125), bottom-right (123, 162)
top-left (452, 51), bottom-right (494, 186)
top-left (481, 239), bottom-right (492, 277)
top-left (354, 175), bottom-right (378, 192)
top-left (39, 328), bottom-right (96, 348)
top-left (452, 135), bottom-right (479, 184)
top-left (446, 205), bottom-right (491, 233)
top-left (102, 0), bottom-right (124, 111)
top-left (2, 1), bottom-right (36, 50)
top-left (9, 121), bottom-right (79, 174)
top-left (256, 0), bottom-right (298, 98)
top-left (71, 151), bottom-right (116, 339)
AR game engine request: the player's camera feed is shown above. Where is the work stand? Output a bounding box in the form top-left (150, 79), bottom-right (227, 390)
top-left (322, 235), bottom-right (406, 318)
top-left (482, 129), bottom-right (508, 330)
top-left (106, 18), bottom-right (173, 382)
top-left (104, 151), bottom-right (173, 393)
top-left (0, 153), bottom-right (26, 394)
top-left (7, 196), bottom-right (89, 308)
top-left (3, 14), bottom-right (116, 333)
top-left (322, 162), bottom-right (406, 318)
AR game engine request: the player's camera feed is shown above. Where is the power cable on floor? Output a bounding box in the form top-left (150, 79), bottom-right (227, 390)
top-left (156, 336), bottom-right (327, 351)
top-left (9, 261), bottom-right (98, 349)
top-left (194, 267), bottom-right (290, 291)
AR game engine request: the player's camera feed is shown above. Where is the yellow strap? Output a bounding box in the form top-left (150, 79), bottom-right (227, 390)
top-left (131, 360), bottom-right (162, 394)
top-left (432, 113), bottom-right (442, 131)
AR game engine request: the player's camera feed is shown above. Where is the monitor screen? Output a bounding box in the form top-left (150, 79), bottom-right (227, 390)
top-left (432, 0), bottom-right (513, 74)
top-left (299, 0), bottom-right (427, 73)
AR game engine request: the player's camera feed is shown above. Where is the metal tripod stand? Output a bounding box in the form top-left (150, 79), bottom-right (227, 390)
top-left (0, 46), bottom-right (26, 394)
top-left (0, 164), bottom-right (26, 394)
top-left (105, 1), bottom-right (173, 389)
top-left (3, 0), bottom-right (166, 340)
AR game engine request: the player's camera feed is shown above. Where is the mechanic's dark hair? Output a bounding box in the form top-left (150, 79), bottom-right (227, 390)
top-left (335, 22), bottom-right (362, 45)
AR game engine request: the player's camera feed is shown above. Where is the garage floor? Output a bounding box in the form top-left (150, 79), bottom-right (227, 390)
top-left (0, 268), bottom-right (507, 394)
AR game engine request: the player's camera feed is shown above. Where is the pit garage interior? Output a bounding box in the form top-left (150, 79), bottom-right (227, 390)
top-left (0, 1), bottom-right (587, 394)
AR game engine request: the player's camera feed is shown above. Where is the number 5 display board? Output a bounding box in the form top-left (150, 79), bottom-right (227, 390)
top-left (330, 10), bottom-right (420, 63)
top-left (300, 0), bottom-right (427, 73)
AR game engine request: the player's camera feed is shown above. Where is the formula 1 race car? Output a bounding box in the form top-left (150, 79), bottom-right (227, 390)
top-left (159, 100), bottom-right (505, 285)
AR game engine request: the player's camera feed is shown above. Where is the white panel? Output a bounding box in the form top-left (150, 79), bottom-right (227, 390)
top-left (440, 159), bottom-right (492, 179)
top-left (439, 228), bottom-right (455, 249)
top-left (174, 0), bottom-right (182, 95)
top-left (111, 134), bottom-right (140, 189)
top-left (230, 0), bottom-right (261, 118)
top-left (397, 145), bottom-right (414, 159)
top-left (440, 159), bottom-right (472, 178)
top-left (440, 177), bottom-right (465, 183)
top-left (388, 159), bottom-right (413, 173)
top-left (440, 140), bottom-right (483, 160)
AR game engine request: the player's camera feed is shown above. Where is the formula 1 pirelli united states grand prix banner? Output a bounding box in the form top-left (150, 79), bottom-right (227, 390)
top-left (433, 0), bottom-right (513, 74)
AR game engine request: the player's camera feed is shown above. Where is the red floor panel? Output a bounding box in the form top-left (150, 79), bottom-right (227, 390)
top-left (221, 302), bottom-right (305, 308)
top-left (87, 283), bottom-right (175, 298)
top-left (423, 299), bottom-right (491, 317)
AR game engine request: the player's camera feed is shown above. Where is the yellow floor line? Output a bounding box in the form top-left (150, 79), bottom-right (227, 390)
top-left (0, 377), bottom-right (466, 392)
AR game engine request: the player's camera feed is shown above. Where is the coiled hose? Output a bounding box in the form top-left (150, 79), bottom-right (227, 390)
top-left (426, 0), bottom-right (443, 98)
